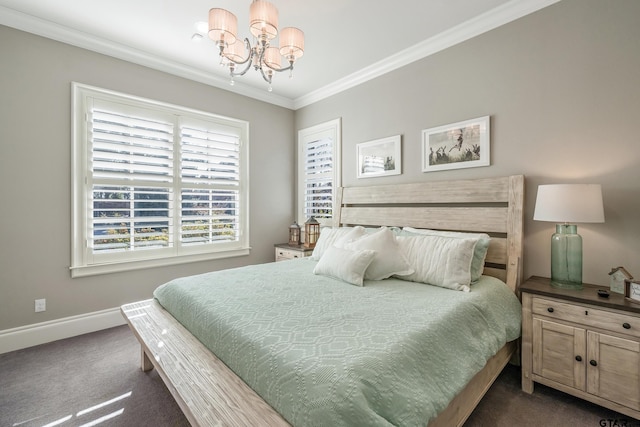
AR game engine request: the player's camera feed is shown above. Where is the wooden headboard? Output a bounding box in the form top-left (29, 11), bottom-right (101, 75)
top-left (333, 175), bottom-right (524, 292)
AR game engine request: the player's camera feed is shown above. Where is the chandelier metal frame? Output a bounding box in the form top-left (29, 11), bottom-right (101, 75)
top-left (208, 1), bottom-right (304, 90)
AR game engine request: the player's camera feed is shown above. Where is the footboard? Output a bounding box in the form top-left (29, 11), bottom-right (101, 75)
top-left (121, 299), bottom-right (290, 427)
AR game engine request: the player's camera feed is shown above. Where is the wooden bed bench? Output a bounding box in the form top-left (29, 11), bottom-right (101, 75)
top-left (122, 299), bottom-right (290, 427)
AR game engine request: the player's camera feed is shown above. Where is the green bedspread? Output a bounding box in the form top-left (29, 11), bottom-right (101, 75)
top-left (153, 258), bottom-right (521, 427)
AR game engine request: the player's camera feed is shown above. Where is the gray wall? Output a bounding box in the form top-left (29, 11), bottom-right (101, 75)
top-left (0, 26), bottom-right (295, 330)
top-left (295, 0), bottom-right (640, 286)
top-left (2, 0), bottom-right (639, 333)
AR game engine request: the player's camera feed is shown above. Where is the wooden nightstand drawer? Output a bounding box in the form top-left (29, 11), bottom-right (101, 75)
top-left (276, 247), bottom-right (302, 260)
top-left (533, 296), bottom-right (640, 339)
top-left (274, 244), bottom-right (313, 262)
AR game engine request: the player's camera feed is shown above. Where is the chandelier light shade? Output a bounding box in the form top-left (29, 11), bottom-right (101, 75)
top-left (223, 38), bottom-right (247, 64)
top-left (534, 184), bottom-right (605, 289)
top-left (208, 8), bottom-right (238, 48)
top-left (249, 0), bottom-right (278, 40)
top-left (279, 27), bottom-right (305, 60)
top-left (263, 47), bottom-right (283, 69)
top-left (207, 0), bottom-right (305, 91)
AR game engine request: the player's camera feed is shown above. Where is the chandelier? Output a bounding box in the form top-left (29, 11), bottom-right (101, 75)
top-left (208, 0), bottom-right (305, 91)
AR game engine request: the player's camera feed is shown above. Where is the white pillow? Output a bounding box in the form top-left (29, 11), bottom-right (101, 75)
top-left (334, 226), bottom-right (367, 247)
top-left (345, 227), bottom-right (414, 280)
top-left (313, 246), bottom-right (376, 286)
top-left (402, 227), bottom-right (490, 282)
top-left (310, 227), bottom-right (366, 260)
top-left (396, 234), bottom-right (477, 291)
top-left (364, 226), bottom-right (402, 236)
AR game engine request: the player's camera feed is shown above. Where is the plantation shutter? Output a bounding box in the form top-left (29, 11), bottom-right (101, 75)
top-left (73, 83), bottom-right (249, 276)
top-left (303, 137), bottom-right (333, 220)
top-left (180, 123), bottom-right (241, 246)
top-left (85, 99), bottom-right (245, 261)
top-left (89, 108), bottom-right (174, 254)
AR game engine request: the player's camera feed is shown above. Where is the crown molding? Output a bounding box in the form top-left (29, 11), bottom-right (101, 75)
top-left (0, 6), bottom-right (295, 109)
top-left (1, 0), bottom-right (561, 111)
top-left (293, 0), bottom-right (562, 109)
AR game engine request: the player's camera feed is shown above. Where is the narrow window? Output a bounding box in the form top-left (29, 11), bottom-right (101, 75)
top-left (297, 119), bottom-right (341, 227)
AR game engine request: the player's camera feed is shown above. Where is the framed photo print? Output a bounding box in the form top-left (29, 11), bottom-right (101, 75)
top-left (421, 116), bottom-right (490, 172)
top-left (357, 135), bottom-right (402, 178)
top-left (625, 279), bottom-right (640, 303)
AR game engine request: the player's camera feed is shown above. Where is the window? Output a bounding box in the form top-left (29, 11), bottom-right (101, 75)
top-left (71, 83), bottom-right (249, 277)
top-left (297, 119), bottom-right (341, 228)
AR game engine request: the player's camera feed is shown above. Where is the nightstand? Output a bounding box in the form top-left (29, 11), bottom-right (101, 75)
top-left (521, 276), bottom-right (640, 419)
top-left (274, 243), bottom-right (313, 262)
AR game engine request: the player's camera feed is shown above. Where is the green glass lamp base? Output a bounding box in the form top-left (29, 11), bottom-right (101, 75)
top-left (550, 280), bottom-right (583, 290)
top-left (550, 224), bottom-right (583, 290)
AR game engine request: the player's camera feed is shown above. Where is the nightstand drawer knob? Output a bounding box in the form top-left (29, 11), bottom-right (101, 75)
top-left (590, 360), bottom-right (598, 367)
top-left (575, 355), bottom-right (582, 362)
top-left (547, 307), bottom-right (554, 313)
top-left (623, 322), bottom-right (631, 329)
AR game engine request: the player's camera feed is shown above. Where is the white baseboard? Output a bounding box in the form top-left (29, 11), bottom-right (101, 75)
top-left (0, 307), bottom-right (126, 354)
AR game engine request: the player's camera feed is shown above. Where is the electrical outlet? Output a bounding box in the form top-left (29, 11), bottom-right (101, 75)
top-left (35, 299), bottom-right (46, 312)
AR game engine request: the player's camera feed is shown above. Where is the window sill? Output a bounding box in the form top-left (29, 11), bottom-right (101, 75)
top-left (70, 248), bottom-right (251, 278)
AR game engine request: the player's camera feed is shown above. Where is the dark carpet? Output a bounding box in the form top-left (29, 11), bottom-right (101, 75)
top-left (0, 325), bottom-right (634, 427)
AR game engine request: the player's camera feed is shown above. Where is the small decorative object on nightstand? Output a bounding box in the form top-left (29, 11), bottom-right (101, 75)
top-left (288, 221), bottom-right (301, 246)
top-left (521, 276), bottom-right (640, 419)
top-left (609, 266), bottom-right (633, 294)
top-left (626, 279), bottom-right (640, 303)
top-left (303, 216), bottom-right (320, 249)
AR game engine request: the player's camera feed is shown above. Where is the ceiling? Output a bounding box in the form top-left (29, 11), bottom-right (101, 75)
top-left (0, 0), bottom-right (559, 109)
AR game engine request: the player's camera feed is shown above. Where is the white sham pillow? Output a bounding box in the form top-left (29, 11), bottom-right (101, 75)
top-left (396, 234), bottom-right (477, 291)
top-left (364, 226), bottom-right (402, 235)
top-left (310, 226), bottom-right (366, 260)
top-left (313, 245), bottom-right (376, 286)
top-left (334, 226), bottom-right (367, 247)
top-left (345, 227), bottom-right (414, 280)
top-left (402, 227), bottom-right (490, 282)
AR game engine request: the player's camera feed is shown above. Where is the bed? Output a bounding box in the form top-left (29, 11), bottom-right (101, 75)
top-left (121, 174), bottom-right (524, 427)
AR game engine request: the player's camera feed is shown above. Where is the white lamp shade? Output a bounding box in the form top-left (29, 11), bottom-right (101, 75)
top-left (279, 27), bottom-right (304, 60)
top-left (534, 184), bottom-right (605, 223)
top-left (249, 0), bottom-right (279, 40)
top-left (208, 8), bottom-right (238, 46)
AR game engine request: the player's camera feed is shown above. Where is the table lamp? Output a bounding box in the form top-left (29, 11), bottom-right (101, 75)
top-left (533, 184), bottom-right (604, 289)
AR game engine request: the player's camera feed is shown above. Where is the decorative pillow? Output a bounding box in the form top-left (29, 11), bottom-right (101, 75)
top-left (334, 226), bottom-right (367, 247)
top-left (313, 246), bottom-right (376, 286)
top-left (402, 227), bottom-right (491, 282)
top-left (345, 227), bottom-right (414, 280)
top-left (311, 227), bottom-right (366, 260)
top-left (395, 234), bottom-right (477, 291)
top-left (364, 226), bottom-right (402, 235)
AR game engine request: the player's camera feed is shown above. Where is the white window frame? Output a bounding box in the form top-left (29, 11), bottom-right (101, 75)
top-left (297, 118), bottom-right (342, 228)
top-left (71, 83), bottom-right (250, 277)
